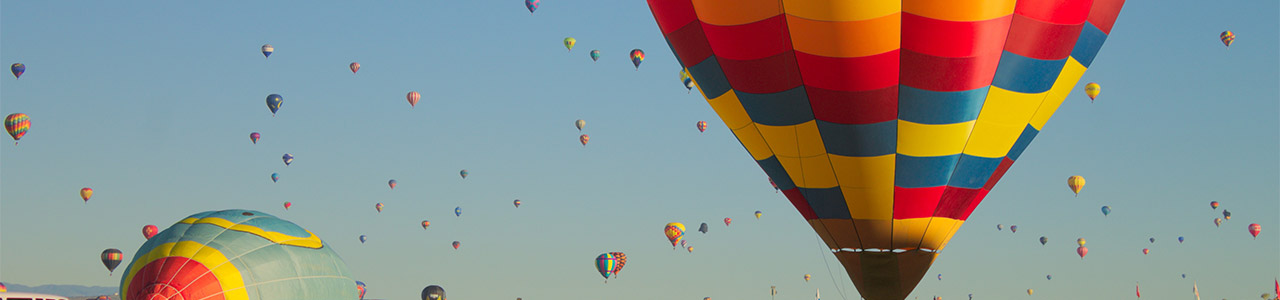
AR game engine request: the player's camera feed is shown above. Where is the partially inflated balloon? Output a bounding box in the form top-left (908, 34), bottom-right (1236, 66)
top-left (250, 132), bottom-right (260, 144)
top-left (408, 91), bottom-right (421, 108)
top-left (11, 63), bottom-right (25, 79)
top-left (1220, 31), bottom-right (1234, 48)
top-left (1084, 82), bottom-right (1100, 102)
top-left (590, 50), bottom-right (601, 62)
top-left (261, 44), bottom-right (274, 58)
top-left (120, 210), bottom-right (359, 300)
top-left (142, 225), bottom-right (158, 240)
top-left (350, 62), bottom-right (361, 74)
top-left (664, 222), bottom-right (685, 248)
top-left (266, 94), bottom-right (283, 116)
top-left (422, 285), bottom-right (446, 300)
top-left (1068, 176), bottom-right (1086, 196)
top-left (564, 37), bottom-right (576, 52)
top-left (5, 113), bottom-right (30, 144)
top-left (102, 248), bottom-right (123, 275)
top-left (81, 188), bottom-right (94, 203)
top-left (629, 49), bottom-right (644, 69)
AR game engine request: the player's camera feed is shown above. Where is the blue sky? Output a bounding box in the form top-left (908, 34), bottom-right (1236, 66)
top-left (1, 1), bottom-right (1277, 299)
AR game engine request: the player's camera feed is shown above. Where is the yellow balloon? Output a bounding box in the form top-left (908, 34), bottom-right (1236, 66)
top-left (1076, 238), bottom-right (1086, 246)
top-left (1085, 82), bottom-right (1101, 101)
top-left (1027, 289), bottom-right (1034, 295)
top-left (1067, 176), bottom-right (1086, 196)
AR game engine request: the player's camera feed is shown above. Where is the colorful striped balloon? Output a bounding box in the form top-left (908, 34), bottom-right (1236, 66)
top-left (11, 63), bottom-right (25, 79)
top-left (525, 0), bottom-right (538, 13)
top-left (608, 252), bottom-right (627, 275)
top-left (119, 209), bottom-right (358, 300)
top-left (629, 49), bottom-right (644, 69)
top-left (261, 44), bottom-right (274, 58)
top-left (697, 121), bottom-right (708, 132)
top-left (5, 113), bottom-right (30, 144)
top-left (407, 91), bottom-right (421, 108)
top-left (564, 37), bottom-right (576, 52)
top-left (1068, 176), bottom-right (1086, 196)
top-left (102, 248), bottom-right (123, 275)
top-left (594, 253), bottom-right (617, 281)
top-left (1220, 30), bottom-right (1234, 48)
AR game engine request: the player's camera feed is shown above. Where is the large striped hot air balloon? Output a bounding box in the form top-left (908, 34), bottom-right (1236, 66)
top-left (1219, 30), bottom-right (1234, 48)
top-left (645, 1), bottom-right (1126, 299)
top-left (119, 209), bottom-right (358, 300)
top-left (595, 253), bottom-right (618, 282)
top-left (5, 113), bottom-right (30, 144)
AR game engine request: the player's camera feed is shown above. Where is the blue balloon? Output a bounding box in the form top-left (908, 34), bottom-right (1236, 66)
top-left (1177, 236), bottom-right (1184, 243)
top-left (1101, 206), bottom-right (1111, 216)
top-left (359, 235), bottom-right (367, 243)
top-left (271, 172), bottom-right (280, 182)
top-left (455, 206), bottom-right (462, 217)
top-left (266, 94), bottom-right (283, 115)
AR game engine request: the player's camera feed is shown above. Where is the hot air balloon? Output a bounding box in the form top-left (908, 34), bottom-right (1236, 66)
top-left (1214, 218), bottom-right (1222, 227)
top-left (1142, 248), bottom-right (1149, 255)
top-left (1178, 236), bottom-right (1184, 243)
top-left (724, 217), bottom-right (732, 226)
top-left (421, 220), bottom-right (431, 229)
top-left (1249, 223), bottom-right (1261, 239)
top-left (608, 252), bottom-right (628, 276)
top-left (250, 132), bottom-right (261, 144)
top-left (595, 253), bottom-right (617, 282)
top-left (681, 69), bottom-right (696, 92)
top-left (564, 37), bottom-right (576, 52)
top-left (1077, 238), bottom-right (1086, 246)
top-left (1084, 82), bottom-right (1100, 102)
top-left (101, 249), bottom-right (125, 276)
top-left (375, 203), bottom-right (384, 213)
top-left (452, 241), bottom-right (460, 249)
top-left (805, 274), bottom-right (812, 282)
top-left (1223, 210), bottom-right (1231, 220)
top-left (1027, 289), bottom-right (1033, 296)
top-left (1182, 274), bottom-right (1186, 279)
top-left (1210, 201), bottom-right (1219, 210)
top-left (629, 49), bottom-right (644, 69)
top-left (590, 50), bottom-right (601, 61)
top-left (1136, 283), bottom-right (1140, 298)
top-left (664, 222), bottom-right (685, 249)
top-left (580, 134), bottom-right (590, 146)
top-left (997, 224), bottom-right (1003, 231)
top-left (937, 274), bottom-right (942, 281)
top-left (460, 170), bottom-right (468, 179)
top-left (514, 199), bottom-right (522, 208)
top-left (283, 153), bottom-right (294, 166)
top-left (422, 285), bottom-right (446, 300)
top-left (1077, 246), bottom-right (1089, 259)
top-left (455, 206), bottom-right (462, 217)
top-left (1102, 206), bottom-right (1111, 216)
top-left (11, 63), bottom-right (25, 79)
top-left (645, 1), bottom-right (1127, 298)
top-left (754, 211), bottom-right (762, 219)
top-left (525, 0), bottom-right (538, 13)
top-left (142, 225), bottom-right (158, 240)
top-left (1010, 225), bottom-right (1018, 233)
top-left (359, 235), bottom-right (368, 243)
top-left (1068, 176), bottom-right (1086, 196)
top-left (0, 282), bottom-right (6, 292)
top-left (5, 113), bottom-right (30, 144)
top-left (266, 94), bottom-right (283, 116)
top-left (697, 121), bottom-right (708, 132)
top-left (388, 180), bottom-right (397, 189)
top-left (272, 173), bottom-right (280, 182)
top-left (284, 202), bottom-right (292, 210)
top-left (699, 222), bottom-right (709, 233)
top-left (356, 281), bottom-right (367, 300)
top-left (261, 44), bottom-right (274, 58)
top-left (576, 119), bottom-right (586, 131)
top-left (1040, 236), bottom-right (1048, 245)
top-left (1046, 275), bottom-right (1051, 280)
top-left (81, 187), bottom-right (94, 203)
top-left (681, 240), bottom-right (689, 248)
top-left (1149, 237), bottom-right (1155, 243)
top-left (350, 62), bottom-right (361, 74)
top-left (1220, 31), bottom-right (1234, 48)
top-left (407, 91), bottom-right (421, 108)
top-left (687, 246), bottom-right (695, 253)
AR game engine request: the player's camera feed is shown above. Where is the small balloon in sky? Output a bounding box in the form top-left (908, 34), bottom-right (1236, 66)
top-left (250, 132), bottom-right (260, 144)
top-left (564, 37), bottom-right (576, 52)
top-left (261, 44), bottom-right (273, 58)
top-left (350, 62), bottom-right (361, 74)
top-left (407, 91), bottom-right (421, 108)
top-left (590, 50), bottom-right (601, 62)
top-left (525, 0), bottom-right (538, 13)
top-left (10, 63), bottom-right (25, 79)
top-left (629, 49), bottom-right (645, 69)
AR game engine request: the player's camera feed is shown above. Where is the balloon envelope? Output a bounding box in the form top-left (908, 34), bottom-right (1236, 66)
top-left (1039, 236), bottom-right (1047, 245)
top-left (266, 94), bottom-right (283, 115)
top-left (271, 173), bottom-right (280, 182)
top-left (349, 62), bottom-right (360, 74)
top-left (120, 209), bottom-right (357, 300)
top-left (142, 225), bottom-right (158, 240)
top-left (261, 44), bottom-right (273, 58)
top-left (422, 285), bottom-right (446, 300)
top-left (699, 222), bottom-right (709, 233)
top-left (1220, 30), bottom-right (1234, 48)
top-left (80, 187), bottom-right (94, 202)
top-left (1084, 82), bottom-right (1100, 101)
top-left (250, 132), bottom-right (260, 144)
top-left (1249, 223), bottom-right (1261, 238)
top-left (564, 37), bottom-right (576, 51)
top-left (608, 252), bottom-right (628, 275)
top-left (407, 91), bottom-right (421, 107)
top-left (590, 50), bottom-right (601, 61)
top-left (525, 0), bottom-right (538, 13)
top-left (10, 63), bottom-right (25, 79)
top-left (1068, 176), bottom-right (1087, 196)
top-left (102, 248), bottom-right (123, 274)
top-left (629, 49), bottom-right (644, 69)
top-left (664, 222), bottom-right (685, 248)
top-left (5, 113), bottom-right (30, 143)
top-left (575, 119), bottom-right (586, 131)
top-left (388, 180), bottom-right (397, 189)
top-left (1101, 206), bottom-right (1111, 216)
top-left (595, 253), bottom-right (617, 279)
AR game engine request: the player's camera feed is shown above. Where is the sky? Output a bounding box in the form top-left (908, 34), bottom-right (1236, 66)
top-left (1, 1), bottom-right (1277, 300)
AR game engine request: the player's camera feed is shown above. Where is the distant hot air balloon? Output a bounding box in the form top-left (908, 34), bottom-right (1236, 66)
top-left (261, 44), bottom-right (274, 58)
top-left (283, 202), bottom-right (292, 210)
top-left (1220, 31), bottom-right (1235, 48)
top-left (1249, 223), bottom-right (1261, 239)
top-left (629, 49), bottom-right (644, 69)
top-left (407, 91), bottom-right (421, 108)
top-left (595, 253), bottom-right (617, 282)
top-left (421, 220), bottom-right (430, 229)
top-left (1182, 274), bottom-right (1186, 279)
top-left (524, 0), bottom-right (538, 13)
top-left (1068, 176), bottom-right (1086, 196)
top-left (375, 203), bottom-right (384, 213)
top-left (1223, 210), bottom-right (1231, 220)
top-left (250, 132), bottom-right (260, 144)
top-left (1149, 237), bottom-right (1155, 243)
top-left (699, 222), bottom-right (709, 234)
top-left (580, 134), bottom-right (590, 146)
top-left (1136, 283), bottom-right (1140, 298)
top-left (1010, 225), bottom-right (1018, 233)
top-left (356, 281), bottom-right (367, 300)
top-left (455, 206), bottom-right (462, 217)
top-left (80, 187), bottom-right (94, 203)
top-left (388, 179), bottom-right (397, 189)
top-left (805, 274), bottom-right (811, 282)
top-left (359, 235), bottom-right (368, 243)
top-left (997, 224), bottom-right (1003, 231)
top-left (350, 62), bottom-right (361, 74)
top-left (102, 248), bottom-right (123, 275)
top-left (1102, 206), bottom-right (1112, 216)
top-left (937, 274), bottom-right (942, 281)
top-left (1077, 238), bottom-right (1086, 246)
top-left (1040, 236), bottom-right (1048, 246)
top-left (272, 173), bottom-right (280, 182)
top-left (1046, 275), bottom-right (1052, 280)
top-left (664, 222), bottom-right (685, 249)
top-left (266, 94), bottom-right (283, 116)
top-left (514, 199), bottom-right (522, 208)
top-left (724, 217), bottom-right (732, 226)
top-left (0, 282), bottom-right (6, 292)
top-left (1027, 289), bottom-right (1033, 296)
top-left (564, 37), bottom-right (576, 52)
top-left (283, 153), bottom-right (294, 166)
top-left (1178, 236), bottom-right (1184, 243)
top-left (452, 241), bottom-right (460, 249)
top-left (590, 50), bottom-right (601, 62)
top-left (1077, 245), bottom-right (1089, 258)
top-left (1214, 218), bottom-right (1222, 227)
top-left (1084, 82), bottom-right (1101, 102)
top-left (575, 119), bottom-right (586, 131)
top-left (422, 285), bottom-right (446, 300)
top-left (680, 240), bottom-right (689, 248)
top-left (608, 252), bottom-right (627, 276)
top-left (5, 113), bottom-right (30, 144)
top-left (142, 225), bottom-right (158, 240)
top-left (754, 211), bottom-right (762, 219)
top-left (697, 121), bottom-right (708, 133)
top-left (687, 246), bottom-right (694, 253)
top-left (680, 69), bottom-right (695, 92)
top-left (1210, 201), bottom-right (1219, 210)
top-left (11, 63), bottom-right (25, 79)
top-left (460, 170), bottom-right (468, 179)
top-left (1141, 248), bottom-right (1149, 255)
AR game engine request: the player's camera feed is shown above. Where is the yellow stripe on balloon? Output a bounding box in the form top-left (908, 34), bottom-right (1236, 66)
top-left (756, 121), bottom-right (827, 158)
top-left (918, 217), bottom-right (962, 250)
top-left (902, 0), bottom-right (1015, 22)
top-left (830, 154), bottom-right (895, 220)
top-left (707, 91), bottom-right (752, 130)
top-left (786, 13), bottom-right (901, 58)
top-left (933, 219), bottom-right (967, 251)
top-left (810, 219), bottom-right (863, 250)
top-left (773, 155), bottom-right (839, 189)
top-left (962, 87), bottom-right (1045, 158)
top-left (1029, 58), bottom-right (1087, 131)
top-left (891, 218), bottom-right (932, 250)
top-left (179, 217), bottom-right (323, 248)
top-left (896, 120), bottom-right (974, 157)
top-left (783, 0), bottom-right (900, 22)
top-left (733, 123), bottom-right (775, 161)
top-left (690, 0), bottom-right (781, 26)
top-left (852, 219), bottom-right (893, 250)
top-left (121, 241), bottom-right (249, 300)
